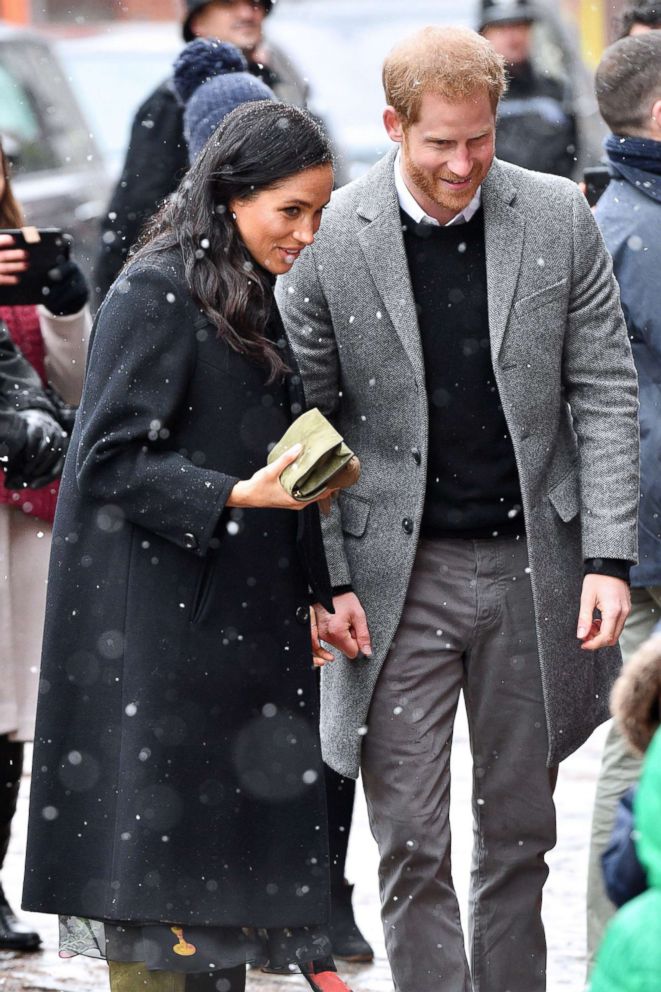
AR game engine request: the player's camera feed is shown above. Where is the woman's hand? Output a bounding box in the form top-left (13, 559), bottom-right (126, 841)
top-left (311, 606), bottom-right (334, 668)
top-left (0, 234), bottom-right (28, 286)
top-left (227, 444), bottom-right (336, 510)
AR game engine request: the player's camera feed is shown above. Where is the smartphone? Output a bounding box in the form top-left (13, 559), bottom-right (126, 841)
top-left (0, 227), bottom-right (71, 307)
top-left (583, 166), bottom-right (611, 208)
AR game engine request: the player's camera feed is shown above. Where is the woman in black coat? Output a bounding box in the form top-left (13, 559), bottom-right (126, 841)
top-left (22, 101), bottom-right (350, 992)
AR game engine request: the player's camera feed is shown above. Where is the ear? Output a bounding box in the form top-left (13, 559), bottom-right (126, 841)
top-left (652, 98), bottom-right (661, 133)
top-left (188, 11), bottom-right (202, 38)
top-left (383, 106), bottom-right (405, 144)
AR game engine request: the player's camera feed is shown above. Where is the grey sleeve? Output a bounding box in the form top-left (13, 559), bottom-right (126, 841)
top-left (563, 185), bottom-right (640, 562)
top-left (277, 251), bottom-right (352, 588)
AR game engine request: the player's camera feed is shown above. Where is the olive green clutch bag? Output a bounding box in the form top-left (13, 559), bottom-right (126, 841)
top-left (268, 408), bottom-right (361, 502)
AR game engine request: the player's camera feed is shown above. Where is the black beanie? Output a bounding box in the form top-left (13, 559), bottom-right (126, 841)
top-left (479, 0), bottom-right (538, 30)
top-left (182, 0), bottom-right (274, 43)
top-left (173, 39), bottom-right (276, 160)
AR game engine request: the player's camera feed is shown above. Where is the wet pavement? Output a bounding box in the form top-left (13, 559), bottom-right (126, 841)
top-left (2, 705), bottom-right (606, 991)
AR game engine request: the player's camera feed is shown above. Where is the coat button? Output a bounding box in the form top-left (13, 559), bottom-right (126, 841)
top-left (296, 606), bottom-right (310, 625)
top-left (183, 532), bottom-right (198, 550)
top-left (411, 446), bottom-right (421, 465)
top-left (402, 518), bottom-right (414, 535)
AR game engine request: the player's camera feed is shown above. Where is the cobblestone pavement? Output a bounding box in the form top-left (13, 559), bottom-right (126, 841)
top-left (2, 706), bottom-right (607, 992)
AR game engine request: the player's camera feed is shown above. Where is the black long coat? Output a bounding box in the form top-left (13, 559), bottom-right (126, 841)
top-left (22, 249), bottom-right (333, 928)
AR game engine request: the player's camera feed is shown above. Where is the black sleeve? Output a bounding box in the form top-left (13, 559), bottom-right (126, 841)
top-left (94, 82), bottom-right (190, 301)
top-left (0, 319), bottom-right (57, 462)
top-left (584, 558), bottom-right (632, 584)
top-left (0, 321), bottom-right (53, 411)
top-left (0, 408), bottom-right (26, 462)
top-left (75, 266), bottom-right (238, 555)
top-left (331, 584), bottom-right (354, 597)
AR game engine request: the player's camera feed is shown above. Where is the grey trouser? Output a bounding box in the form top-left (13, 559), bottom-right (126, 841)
top-left (361, 537), bottom-right (556, 992)
top-left (585, 585), bottom-right (661, 973)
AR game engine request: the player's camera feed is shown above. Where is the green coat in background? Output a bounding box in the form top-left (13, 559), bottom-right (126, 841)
top-left (589, 728), bottom-right (661, 991)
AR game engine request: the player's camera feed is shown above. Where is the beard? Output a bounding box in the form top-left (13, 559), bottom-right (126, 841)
top-left (403, 147), bottom-right (487, 215)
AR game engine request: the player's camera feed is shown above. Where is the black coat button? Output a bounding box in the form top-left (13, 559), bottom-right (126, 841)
top-left (402, 518), bottom-right (414, 535)
top-left (183, 532), bottom-right (198, 550)
top-left (296, 606), bottom-right (310, 625)
top-left (411, 446), bottom-right (421, 465)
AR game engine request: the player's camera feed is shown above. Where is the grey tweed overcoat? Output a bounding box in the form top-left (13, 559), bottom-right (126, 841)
top-left (277, 151), bottom-right (639, 779)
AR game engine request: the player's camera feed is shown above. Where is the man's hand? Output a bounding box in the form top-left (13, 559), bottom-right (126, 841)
top-left (311, 606), bottom-right (334, 668)
top-left (577, 574), bottom-right (631, 650)
top-left (313, 592), bottom-right (372, 660)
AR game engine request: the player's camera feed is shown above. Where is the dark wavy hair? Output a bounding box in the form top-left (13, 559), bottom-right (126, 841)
top-left (134, 101), bottom-right (333, 380)
top-left (0, 139), bottom-right (25, 227)
top-left (618, 1), bottom-right (661, 37)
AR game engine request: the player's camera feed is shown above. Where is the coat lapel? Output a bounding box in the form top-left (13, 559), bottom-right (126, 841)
top-left (482, 161), bottom-right (525, 361)
top-left (354, 155), bottom-right (525, 372)
top-left (356, 152), bottom-right (425, 384)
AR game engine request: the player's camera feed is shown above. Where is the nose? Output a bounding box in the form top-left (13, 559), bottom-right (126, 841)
top-left (293, 217), bottom-right (316, 246)
top-left (447, 146), bottom-right (473, 178)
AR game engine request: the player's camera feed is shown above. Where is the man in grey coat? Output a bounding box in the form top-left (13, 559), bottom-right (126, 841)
top-left (277, 25), bottom-right (638, 992)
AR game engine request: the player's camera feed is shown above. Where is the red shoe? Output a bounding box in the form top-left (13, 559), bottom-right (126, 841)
top-left (302, 970), bottom-right (354, 992)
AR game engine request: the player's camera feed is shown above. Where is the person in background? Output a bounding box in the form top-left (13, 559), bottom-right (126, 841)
top-left (479, 0), bottom-right (578, 177)
top-left (0, 137), bottom-right (90, 952)
top-left (173, 36), bottom-right (374, 966)
top-left (22, 100), bottom-right (354, 992)
top-left (95, 0), bottom-right (308, 301)
top-left (172, 38), bottom-right (277, 160)
top-left (588, 631), bottom-right (661, 992)
top-left (600, 623), bottom-right (661, 909)
top-left (584, 29), bottom-right (661, 974)
top-left (618, 0), bottom-right (661, 37)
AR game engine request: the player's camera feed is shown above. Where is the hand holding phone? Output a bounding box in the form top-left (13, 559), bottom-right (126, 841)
top-left (583, 166), bottom-right (611, 208)
top-left (0, 233), bottom-right (29, 286)
top-left (0, 228), bottom-right (71, 306)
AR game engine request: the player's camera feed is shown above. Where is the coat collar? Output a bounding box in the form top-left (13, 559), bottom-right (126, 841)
top-left (355, 152), bottom-right (525, 368)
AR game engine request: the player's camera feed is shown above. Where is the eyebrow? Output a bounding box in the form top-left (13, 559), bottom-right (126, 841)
top-left (426, 131), bottom-right (492, 141)
top-left (283, 198), bottom-right (331, 208)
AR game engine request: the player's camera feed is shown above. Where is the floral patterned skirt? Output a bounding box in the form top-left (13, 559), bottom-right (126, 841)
top-left (59, 916), bottom-right (332, 974)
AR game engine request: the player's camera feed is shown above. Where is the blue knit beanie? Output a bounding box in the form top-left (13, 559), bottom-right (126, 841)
top-left (173, 38), bottom-right (277, 161)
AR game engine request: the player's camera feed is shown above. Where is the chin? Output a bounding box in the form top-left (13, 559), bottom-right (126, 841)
top-left (238, 32), bottom-right (260, 50)
top-left (269, 261), bottom-right (292, 276)
top-left (436, 194), bottom-right (471, 214)
top-left (436, 185), bottom-right (477, 209)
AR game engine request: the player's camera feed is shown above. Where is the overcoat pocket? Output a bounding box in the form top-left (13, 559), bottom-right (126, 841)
top-left (547, 468), bottom-right (580, 523)
top-left (514, 278), bottom-right (568, 316)
top-left (339, 493), bottom-right (370, 537)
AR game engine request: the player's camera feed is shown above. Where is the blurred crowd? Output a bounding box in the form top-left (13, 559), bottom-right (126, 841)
top-left (1, 1), bottom-right (661, 991)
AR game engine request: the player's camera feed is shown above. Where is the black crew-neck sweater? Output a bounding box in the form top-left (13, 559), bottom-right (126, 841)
top-left (401, 207), bottom-right (524, 539)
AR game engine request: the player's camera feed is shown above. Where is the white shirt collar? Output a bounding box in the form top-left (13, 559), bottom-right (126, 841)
top-left (394, 149), bottom-right (482, 227)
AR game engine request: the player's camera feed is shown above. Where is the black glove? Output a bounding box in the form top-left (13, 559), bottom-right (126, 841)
top-left (4, 408), bottom-right (68, 489)
top-left (0, 410), bottom-right (29, 464)
top-left (45, 386), bottom-right (78, 434)
top-left (43, 259), bottom-right (89, 317)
